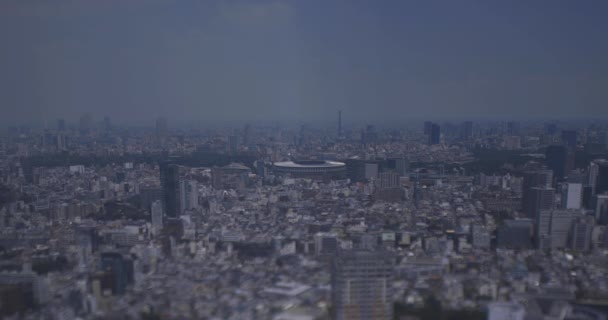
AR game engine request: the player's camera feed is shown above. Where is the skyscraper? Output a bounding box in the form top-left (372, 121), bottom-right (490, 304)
top-left (588, 160), bottom-right (600, 195)
top-left (595, 161), bottom-right (608, 195)
top-left (160, 162), bottom-right (181, 218)
top-left (522, 170), bottom-right (553, 217)
top-left (545, 145), bottom-right (574, 180)
top-left (332, 249), bottom-right (394, 320)
top-left (179, 180), bottom-right (199, 213)
top-left (428, 123), bottom-right (440, 145)
top-left (593, 194), bottom-right (608, 225)
top-left (151, 200), bottom-right (163, 235)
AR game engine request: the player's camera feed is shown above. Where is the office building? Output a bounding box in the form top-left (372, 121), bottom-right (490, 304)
top-left (180, 180), bottom-right (199, 212)
top-left (526, 187), bottom-right (555, 219)
top-left (428, 123), bottom-right (440, 145)
top-left (560, 183), bottom-right (582, 209)
top-left (522, 170), bottom-right (553, 217)
top-left (536, 209), bottom-right (580, 250)
top-left (151, 200), bottom-right (163, 235)
top-left (160, 163), bottom-right (181, 218)
top-left (549, 209), bottom-right (577, 249)
top-left (545, 145), bottom-right (574, 180)
top-left (535, 209), bottom-right (553, 250)
top-left (593, 194), bottom-right (608, 225)
top-left (331, 250), bottom-right (394, 320)
top-left (588, 160), bottom-right (600, 195)
top-left (595, 161), bottom-right (608, 195)
top-left (377, 171), bottom-right (400, 189)
top-left (571, 216), bottom-right (594, 251)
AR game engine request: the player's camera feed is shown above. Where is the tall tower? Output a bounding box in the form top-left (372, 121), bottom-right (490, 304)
top-left (338, 110), bottom-right (342, 137)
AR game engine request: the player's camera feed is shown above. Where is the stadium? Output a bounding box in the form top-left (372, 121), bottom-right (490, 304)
top-left (272, 160), bottom-right (347, 180)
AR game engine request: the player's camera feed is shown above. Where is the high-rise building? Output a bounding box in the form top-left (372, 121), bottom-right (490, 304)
top-left (535, 209), bottom-right (553, 250)
top-left (561, 130), bottom-right (577, 148)
top-left (331, 250), bottom-right (394, 320)
top-left (545, 145), bottom-right (574, 180)
top-left (179, 180), bottom-right (199, 213)
top-left (522, 170), bottom-right (553, 217)
top-left (526, 187), bottom-right (555, 219)
top-left (595, 161), bottom-right (608, 195)
top-left (549, 209), bottom-right (577, 249)
top-left (536, 209), bottom-right (580, 250)
top-left (593, 194), bottom-right (608, 225)
top-left (560, 183), bottom-right (582, 209)
top-left (428, 123), bottom-right (440, 145)
top-left (160, 163), bottom-right (181, 218)
top-left (588, 160), bottom-right (601, 195)
top-left (571, 216), bottom-right (594, 251)
top-left (151, 200), bottom-right (163, 235)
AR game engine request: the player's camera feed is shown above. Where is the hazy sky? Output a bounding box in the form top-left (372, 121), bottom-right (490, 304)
top-left (1, 0), bottom-right (607, 126)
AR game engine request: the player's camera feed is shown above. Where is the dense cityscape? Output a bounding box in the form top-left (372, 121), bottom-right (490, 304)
top-left (0, 116), bottom-right (607, 319)
top-left (2, 1), bottom-right (608, 319)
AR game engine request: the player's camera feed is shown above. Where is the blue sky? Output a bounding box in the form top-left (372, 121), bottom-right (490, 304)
top-left (1, 0), bottom-right (607, 125)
